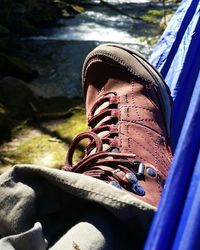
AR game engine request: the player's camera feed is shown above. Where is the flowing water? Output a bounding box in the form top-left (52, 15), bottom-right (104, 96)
top-left (19, 0), bottom-right (167, 98)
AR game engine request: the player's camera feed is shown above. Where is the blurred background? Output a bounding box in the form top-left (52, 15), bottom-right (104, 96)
top-left (0, 0), bottom-right (180, 172)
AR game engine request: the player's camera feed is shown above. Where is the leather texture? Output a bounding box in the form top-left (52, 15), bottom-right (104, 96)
top-left (64, 44), bottom-right (173, 207)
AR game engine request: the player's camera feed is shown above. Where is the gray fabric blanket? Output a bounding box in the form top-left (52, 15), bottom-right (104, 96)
top-left (0, 165), bottom-right (156, 250)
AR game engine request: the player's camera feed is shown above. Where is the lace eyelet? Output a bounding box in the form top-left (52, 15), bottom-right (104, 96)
top-left (132, 160), bottom-right (145, 177)
top-left (112, 147), bottom-right (119, 153)
top-left (131, 184), bottom-right (145, 196)
top-left (125, 172), bottom-right (138, 184)
top-left (146, 167), bottom-right (157, 178)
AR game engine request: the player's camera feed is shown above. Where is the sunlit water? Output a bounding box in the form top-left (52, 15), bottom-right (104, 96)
top-left (30, 0), bottom-right (151, 44)
top-left (93, 0), bottom-right (150, 3)
top-left (21, 0), bottom-right (161, 98)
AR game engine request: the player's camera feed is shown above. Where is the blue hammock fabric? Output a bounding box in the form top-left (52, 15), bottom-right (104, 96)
top-left (145, 0), bottom-right (200, 249)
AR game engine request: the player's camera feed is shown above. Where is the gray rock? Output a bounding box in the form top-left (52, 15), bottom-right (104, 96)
top-left (0, 25), bottom-right (9, 36)
top-left (0, 103), bottom-right (10, 130)
top-left (0, 77), bottom-right (37, 119)
top-left (0, 53), bottom-right (38, 82)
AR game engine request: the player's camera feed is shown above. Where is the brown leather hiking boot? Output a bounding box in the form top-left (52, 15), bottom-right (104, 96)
top-left (63, 44), bottom-right (173, 207)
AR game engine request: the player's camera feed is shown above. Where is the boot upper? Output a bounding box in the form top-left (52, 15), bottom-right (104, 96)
top-left (64, 45), bottom-right (173, 207)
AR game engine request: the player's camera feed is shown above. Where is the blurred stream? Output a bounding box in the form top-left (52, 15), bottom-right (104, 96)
top-left (19, 0), bottom-right (163, 98)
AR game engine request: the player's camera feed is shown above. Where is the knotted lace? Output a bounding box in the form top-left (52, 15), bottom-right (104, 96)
top-left (62, 93), bottom-right (147, 196)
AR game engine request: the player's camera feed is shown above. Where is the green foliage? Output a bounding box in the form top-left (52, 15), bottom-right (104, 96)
top-left (148, 9), bottom-right (164, 16)
top-left (141, 8), bottom-right (174, 24)
top-left (0, 107), bottom-right (87, 169)
top-left (70, 4), bottom-right (85, 13)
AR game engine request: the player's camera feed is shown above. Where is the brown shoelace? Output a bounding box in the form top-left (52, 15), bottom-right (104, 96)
top-left (62, 93), bottom-right (149, 196)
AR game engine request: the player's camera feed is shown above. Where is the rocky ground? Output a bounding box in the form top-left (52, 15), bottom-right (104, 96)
top-left (0, 106), bottom-right (87, 173)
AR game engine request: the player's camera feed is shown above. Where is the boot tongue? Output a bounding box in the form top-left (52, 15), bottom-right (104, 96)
top-left (84, 58), bottom-right (133, 117)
